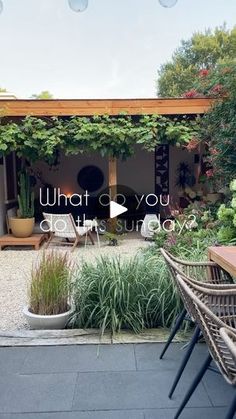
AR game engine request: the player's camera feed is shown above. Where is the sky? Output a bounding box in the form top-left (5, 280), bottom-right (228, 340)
top-left (0, 0), bottom-right (236, 99)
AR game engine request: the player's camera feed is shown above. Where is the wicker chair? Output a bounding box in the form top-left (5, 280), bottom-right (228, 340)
top-left (220, 327), bottom-right (236, 367)
top-left (160, 248), bottom-right (233, 398)
top-left (174, 273), bottom-right (236, 419)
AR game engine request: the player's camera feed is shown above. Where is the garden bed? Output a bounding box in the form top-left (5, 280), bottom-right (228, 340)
top-left (0, 234), bottom-right (148, 331)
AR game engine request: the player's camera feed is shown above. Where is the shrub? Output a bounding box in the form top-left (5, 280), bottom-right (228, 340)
top-left (217, 180), bottom-right (236, 243)
top-left (29, 251), bottom-right (72, 316)
top-left (70, 254), bottom-right (182, 335)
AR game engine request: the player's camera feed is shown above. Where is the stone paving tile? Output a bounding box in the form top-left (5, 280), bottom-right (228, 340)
top-left (20, 344), bottom-right (136, 374)
top-left (0, 348), bottom-right (28, 374)
top-left (0, 343), bottom-right (233, 419)
top-left (202, 370), bottom-right (236, 407)
top-left (0, 411), bottom-right (144, 419)
top-left (0, 373), bottom-right (77, 413)
top-left (134, 343), bottom-right (208, 371)
top-left (72, 370), bottom-right (211, 411)
top-left (144, 406), bottom-right (227, 419)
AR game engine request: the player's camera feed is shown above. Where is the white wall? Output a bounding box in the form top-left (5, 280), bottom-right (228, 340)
top-left (34, 145), bottom-right (155, 196)
top-left (34, 145), bottom-right (195, 200)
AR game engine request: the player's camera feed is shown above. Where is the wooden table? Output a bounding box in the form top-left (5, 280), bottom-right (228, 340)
top-left (0, 234), bottom-right (48, 251)
top-left (208, 246), bottom-right (236, 278)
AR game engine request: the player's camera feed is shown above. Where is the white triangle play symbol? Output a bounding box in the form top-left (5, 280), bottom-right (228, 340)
top-left (110, 201), bottom-right (128, 218)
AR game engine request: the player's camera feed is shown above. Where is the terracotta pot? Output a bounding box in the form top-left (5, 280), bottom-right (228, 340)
top-left (9, 217), bottom-right (35, 238)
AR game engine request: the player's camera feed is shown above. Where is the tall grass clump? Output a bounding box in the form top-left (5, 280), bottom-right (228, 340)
top-left (29, 251), bottom-right (72, 316)
top-left (70, 254), bottom-right (182, 335)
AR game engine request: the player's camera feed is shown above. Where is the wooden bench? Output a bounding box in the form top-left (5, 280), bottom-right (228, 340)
top-left (0, 234), bottom-right (48, 251)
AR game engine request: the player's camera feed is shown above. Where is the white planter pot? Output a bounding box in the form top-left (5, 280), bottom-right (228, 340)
top-left (23, 306), bottom-right (72, 330)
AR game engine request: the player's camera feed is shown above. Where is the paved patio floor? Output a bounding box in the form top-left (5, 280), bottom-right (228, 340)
top-left (0, 343), bottom-right (234, 419)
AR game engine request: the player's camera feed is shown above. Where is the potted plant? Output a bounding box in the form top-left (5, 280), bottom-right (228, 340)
top-left (23, 251), bottom-right (73, 329)
top-left (104, 231), bottom-right (123, 246)
top-left (9, 171), bottom-right (35, 238)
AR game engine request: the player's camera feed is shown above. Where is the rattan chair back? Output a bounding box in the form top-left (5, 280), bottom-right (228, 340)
top-left (176, 273), bottom-right (236, 386)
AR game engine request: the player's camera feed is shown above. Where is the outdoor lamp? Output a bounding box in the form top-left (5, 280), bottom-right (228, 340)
top-left (158, 0), bottom-right (178, 7)
top-left (68, 0), bottom-right (88, 12)
top-left (0, 0), bottom-right (178, 15)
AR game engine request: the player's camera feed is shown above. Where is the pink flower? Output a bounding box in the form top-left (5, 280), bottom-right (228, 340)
top-left (199, 69), bottom-right (209, 77)
top-left (186, 137), bottom-right (200, 151)
top-left (211, 84), bottom-right (223, 95)
top-left (211, 148), bottom-right (218, 155)
top-left (182, 89), bottom-right (200, 98)
top-left (206, 169), bottom-right (214, 178)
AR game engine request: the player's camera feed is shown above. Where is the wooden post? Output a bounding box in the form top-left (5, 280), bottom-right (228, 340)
top-left (108, 157), bottom-right (117, 233)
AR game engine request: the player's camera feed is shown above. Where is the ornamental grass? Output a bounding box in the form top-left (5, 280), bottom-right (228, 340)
top-left (29, 251), bottom-right (72, 316)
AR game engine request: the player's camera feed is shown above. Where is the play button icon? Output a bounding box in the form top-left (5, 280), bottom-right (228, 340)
top-left (110, 201), bottom-right (128, 218)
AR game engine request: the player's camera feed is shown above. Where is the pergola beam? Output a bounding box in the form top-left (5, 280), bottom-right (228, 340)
top-left (0, 98), bottom-right (214, 117)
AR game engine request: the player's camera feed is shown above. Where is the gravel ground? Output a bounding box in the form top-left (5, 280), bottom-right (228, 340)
top-left (0, 235), bottom-right (149, 331)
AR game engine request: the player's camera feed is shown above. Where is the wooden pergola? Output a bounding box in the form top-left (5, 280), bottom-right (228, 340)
top-left (0, 98), bottom-right (214, 229)
top-left (0, 97), bottom-right (214, 117)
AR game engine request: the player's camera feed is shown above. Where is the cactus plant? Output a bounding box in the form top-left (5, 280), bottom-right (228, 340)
top-left (17, 171), bottom-right (34, 218)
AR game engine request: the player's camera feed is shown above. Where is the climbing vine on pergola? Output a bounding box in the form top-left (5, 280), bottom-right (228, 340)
top-left (0, 114), bottom-right (199, 165)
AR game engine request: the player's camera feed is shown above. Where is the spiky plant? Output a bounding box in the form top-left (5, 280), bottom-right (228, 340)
top-left (70, 254), bottom-right (182, 335)
top-left (18, 171), bottom-right (34, 218)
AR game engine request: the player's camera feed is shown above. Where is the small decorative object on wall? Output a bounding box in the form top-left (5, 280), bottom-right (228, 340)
top-left (176, 162), bottom-right (195, 190)
top-left (155, 145), bottom-right (169, 196)
top-left (77, 165), bottom-right (104, 193)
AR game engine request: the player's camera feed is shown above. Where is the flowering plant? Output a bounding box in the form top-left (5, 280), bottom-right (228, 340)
top-left (217, 179), bottom-right (236, 244)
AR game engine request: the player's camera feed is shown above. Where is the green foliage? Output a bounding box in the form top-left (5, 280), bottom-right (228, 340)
top-left (193, 61), bottom-right (236, 97)
top-left (157, 26), bottom-right (236, 97)
top-left (198, 63), bottom-right (236, 183)
top-left (17, 171), bottom-right (35, 218)
top-left (103, 232), bottom-right (124, 246)
top-left (217, 181), bottom-right (236, 244)
top-left (29, 251), bottom-right (71, 316)
top-left (162, 229), bottom-right (217, 258)
top-left (152, 200), bottom-right (220, 258)
top-left (0, 116), bottom-right (66, 164)
top-left (0, 114), bottom-right (198, 163)
top-left (70, 254), bottom-right (182, 334)
top-left (31, 90), bottom-right (54, 99)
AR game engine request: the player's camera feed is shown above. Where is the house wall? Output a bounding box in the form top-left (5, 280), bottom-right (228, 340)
top-left (34, 145), bottom-right (195, 202)
top-left (34, 145), bottom-right (155, 197)
top-left (0, 146), bottom-right (196, 233)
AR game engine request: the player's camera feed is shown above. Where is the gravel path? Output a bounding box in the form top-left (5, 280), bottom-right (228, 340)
top-left (0, 236), bottom-right (149, 331)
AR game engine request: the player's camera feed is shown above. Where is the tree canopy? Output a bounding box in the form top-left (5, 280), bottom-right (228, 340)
top-left (198, 62), bottom-right (236, 184)
top-left (157, 26), bottom-right (236, 97)
top-left (31, 90), bottom-right (54, 99)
